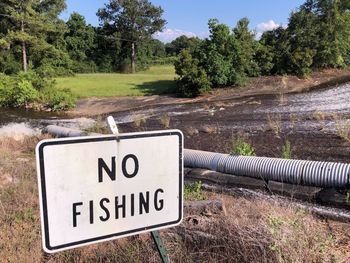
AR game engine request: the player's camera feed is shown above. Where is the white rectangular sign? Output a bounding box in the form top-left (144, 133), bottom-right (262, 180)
top-left (36, 130), bottom-right (183, 253)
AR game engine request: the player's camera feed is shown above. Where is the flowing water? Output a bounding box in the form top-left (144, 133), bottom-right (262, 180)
top-left (0, 82), bottom-right (350, 139)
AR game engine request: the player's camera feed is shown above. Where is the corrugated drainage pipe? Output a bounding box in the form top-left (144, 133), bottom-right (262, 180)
top-left (184, 149), bottom-right (350, 188)
top-left (44, 125), bottom-right (350, 189)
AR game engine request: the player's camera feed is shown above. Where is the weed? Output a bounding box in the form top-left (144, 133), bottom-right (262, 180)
top-left (289, 113), bottom-right (298, 129)
top-left (281, 140), bottom-right (292, 159)
top-left (232, 137), bottom-right (256, 156)
top-left (84, 116), bottom-right (109, 134)
top-left (159, 115), bottom-right (170, 128)
top-left (313, 110), bottom-right (338, 122)
top-left (267, 114), bottom-right (282, 137)
top-left (267, 214), bottom-right (283, 235)
top-left (184, 181), bottom-right (205, 201)
top-left (185, 126), bottom-right (199, 136)
top-left (277, 76), bottom-right (288, 106)
top-left (313, 110), bottom-right (327, 121)
top-left (345, 192), bottom-right (350, 204)
top-left (132, 114), bottom-right (147, 128)
top-left (333, 114), bottom-right (350, 143)
top-left (277, 92), bottom-right (287, 106)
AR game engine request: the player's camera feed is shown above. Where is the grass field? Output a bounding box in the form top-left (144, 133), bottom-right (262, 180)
top-left (55, 65), bottom-right (176, 98)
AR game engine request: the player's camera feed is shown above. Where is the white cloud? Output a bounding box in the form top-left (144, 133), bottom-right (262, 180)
top-left (154, 28), bottom-right (199, 43)
top-left (255, 20), bottom-right (285, 40)
top-left (256, 20), bottom-right (280, 32)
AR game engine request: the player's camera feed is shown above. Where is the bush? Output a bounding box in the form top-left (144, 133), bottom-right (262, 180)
top-left (149, 56), bottom-right (177, 65)
top-left (232, 137), bottom-right (256, 156)
top-left (290, 48), bottom-right (315, 78)
top-left (174, 49), bottom-right (212, 97)
top-left (0, 73), bottom-right (15, 106)
top-left (40, 88), bottom-right (76, 111)
top-left (205, 50), bottom-right (231, 86)
top-left (72, 61), bottom-right (97, 73)
top-left (0, 74), bottom-right (38, 107)
top-left (184, 181), bottom-right (205, 201)
top-left (11, 80), bottom-right (38, 106)
top-left (35, 63), bottom-right (74, 78)
top-left (0, 71), bottom-right (76, 111)
top-left (16, 71), bottom-right (54, 91)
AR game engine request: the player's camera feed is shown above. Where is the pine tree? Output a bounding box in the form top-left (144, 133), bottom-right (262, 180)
top-left (0, 0), bottom-right (68, 73)
top-left (97, 0), bottom-right (166, 73)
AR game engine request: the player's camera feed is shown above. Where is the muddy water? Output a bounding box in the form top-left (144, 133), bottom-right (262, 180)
top-left (109, 82), bottom-right (350, 135)
top-left (1, 82), bottom-right (350, 138)
top-left (0, 108), bottom-right (96, 138)
top-left (255, 82), bottom-right (350, 115)
top-left (0, 108), bottom-right (62, 126)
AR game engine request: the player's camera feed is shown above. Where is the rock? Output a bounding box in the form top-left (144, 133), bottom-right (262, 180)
top-left (184, 199), bottom-right (226, 217)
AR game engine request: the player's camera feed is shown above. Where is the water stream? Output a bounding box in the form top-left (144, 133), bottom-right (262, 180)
top-left (0, 82), bottom-right (349, 139)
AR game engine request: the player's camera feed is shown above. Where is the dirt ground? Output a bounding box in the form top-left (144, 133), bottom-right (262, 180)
top-left (69, 68), bottom-right (350, 117)
top-left (68, 68), bottom-right (350, 163)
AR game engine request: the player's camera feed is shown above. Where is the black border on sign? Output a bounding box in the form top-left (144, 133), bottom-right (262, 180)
top-left (38, 131), bottom-right (183, 252)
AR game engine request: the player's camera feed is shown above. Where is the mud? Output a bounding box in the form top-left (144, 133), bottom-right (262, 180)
top-left (112, 81), bottom-right (350, 163)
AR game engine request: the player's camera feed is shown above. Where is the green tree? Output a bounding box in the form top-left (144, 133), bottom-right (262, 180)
top-left (65, 12), bottom-right (96, 72)
top-left (0, 0), bottom-right (70, 75)
top-left (287, 9), bottom-right (318, 76)
top-left (92, 26), bottom-right (122, 72)
top-left (174, 49), bottom-right (211, 97)
top-left (97, 0), bottom-right (166, 73)
top-left (233, 17), bottom-right (260, 77)
top-left (260, 27), bottom-right (292, 75)
top-left (201, 19), bottom-right (236, 87)
top-left (165, 35), bottom-right (201, 56)
top-left (254, 43), bottom-right (274, 75)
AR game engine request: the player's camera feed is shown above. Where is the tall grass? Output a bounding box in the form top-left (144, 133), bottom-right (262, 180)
top-left (0, 136), bottom-right (347, 262)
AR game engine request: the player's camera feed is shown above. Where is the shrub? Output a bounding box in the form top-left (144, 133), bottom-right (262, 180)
top-left (290, 48), bottom-right (315, 78)
top-left (0, 74), bottom-right (38, 107)
top-left (11, 80), bottom-right (38, 106)
top-left (232, 137), bottom-right (256, 156)
top-left (184, 181), bottom-right (205, 201)
top-left (40, 88), bottom-right (76, 111)
top-left (159, 115), bottom-right (170, 128)
top-left (149, 56), bottom-right (177, 65)
top-left (72, 61), bottom-right (97, 73)
top-left (0, 73), bottom-right (15, 106)
top-left (16, 70), bottom-right (54, 91)
top-left (175, 49), bottom-right (212, 97)
top-left (35, 62), bottom-right (74, 78)
top-left (0, 70), bottom-right (76, 111)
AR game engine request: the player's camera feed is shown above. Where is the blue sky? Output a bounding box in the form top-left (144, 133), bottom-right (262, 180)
top-left (61, 0), bottom-right (305, 42)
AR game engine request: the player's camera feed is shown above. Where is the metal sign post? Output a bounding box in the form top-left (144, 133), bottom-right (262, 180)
top-left (107, 116), bottom-right (170, 263)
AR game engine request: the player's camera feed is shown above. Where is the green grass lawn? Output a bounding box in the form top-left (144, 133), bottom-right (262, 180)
top-left (55, 65), bottom-right (176, 98)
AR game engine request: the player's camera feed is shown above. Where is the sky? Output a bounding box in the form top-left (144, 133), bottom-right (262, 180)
top-left (60, 0), bottom-right (305, 42)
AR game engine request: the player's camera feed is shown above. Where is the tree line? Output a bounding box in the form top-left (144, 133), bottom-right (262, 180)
top-left (175, 0), bottom-right (350, 96)
top-left (0, 0), bottom-right (172, 109)
top-left (1, 0), bottom-right (350, 106)
top-left (0, 0), bottom-right (172, 75)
